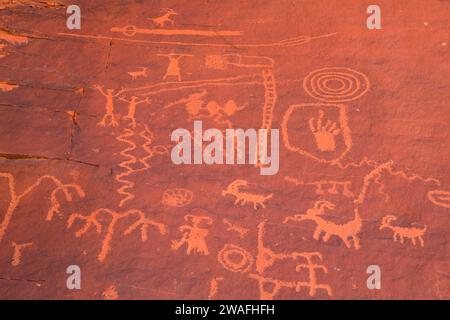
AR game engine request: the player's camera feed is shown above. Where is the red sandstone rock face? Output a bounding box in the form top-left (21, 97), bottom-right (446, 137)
top-left (0, 0), bottom-right (449, 299)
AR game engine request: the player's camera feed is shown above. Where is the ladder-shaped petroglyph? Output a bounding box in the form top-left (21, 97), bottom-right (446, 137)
top-left (128, 67), bottom-right (149, 80)
top-left (162, 188), bottom-right (194, 207)
top-left (284, 200), bottom-right (362, 250)
top-left (222, 179), bottom-right (273, 210)
top-left (284, 176), bottom-right (355, 198)
top-left (171, 214), bottom-right (212, 256)
top-left (0, 172), bottom-right (85, 244)
top-left (67, 208), bottom-right (166, 262)
top-left (11, 241), bottom-right (32, 266)
top-left (217, 221), bottom-right (332, 299)
top-left (93, 85), bottom-right (125, 127)
top-left (380, 215), bottom-right (427, 247)
top-left (115, 125), bottom-right (168, 207)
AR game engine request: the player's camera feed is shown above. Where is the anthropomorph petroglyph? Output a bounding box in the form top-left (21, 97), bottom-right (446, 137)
top-left (222, 179), bottom-right (273, 210)
top-left (284, 200), bottom-right (362, 250)
top-left (157, 53), bottom-right (193, 81)
top-left (0, 172), bottom-right (85, 244)
top-left (380, 215), bottom-right (427, 247)
top-left (93, 85), bottom-right (125, 127)
top-left (171, 214), bottom-right (212, 255)
top-left (67, 208), bottom-right (166, 262)
top-left (118, 96), bottom-right (151, 128)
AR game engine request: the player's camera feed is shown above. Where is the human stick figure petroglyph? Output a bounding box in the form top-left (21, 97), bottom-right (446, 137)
top-left (217, 221), bottom-right (332, 299)
top-left (67, 208), bottom-right (166, 262)
top-left (93, 85), bottom-right (125, 127)
top-left (284, 200), bottom-right (362, 250)
top-left (380, 215), bottom-right (427, 247)
top-left (222, 179), bottom-right (273, 210)
top-left (11, 241), bottom-right (32, 266)
top-left (171, 214), bottom-right (212, 256)
top-left (157, 53), bottom-right (193, 81)
top-left (118, 96), bottom-right (151, 128)
top-left (0, 172), bottom-right (85, 244)
top-left (128, 67), bottom-right (148, 80)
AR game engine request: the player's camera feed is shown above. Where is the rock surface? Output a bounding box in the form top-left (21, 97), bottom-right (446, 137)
top-left (0, 0), bottom-right (449, 299)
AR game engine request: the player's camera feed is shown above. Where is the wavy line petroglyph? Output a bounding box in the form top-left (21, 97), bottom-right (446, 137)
top-left (67, 208), bottom-right (166, 262)
top-left (427, 190), bottom-right (450, 209)
top-left (0, 172), bottom-right (85, 244)
top-left (115, 125), bottom-right (168, 207)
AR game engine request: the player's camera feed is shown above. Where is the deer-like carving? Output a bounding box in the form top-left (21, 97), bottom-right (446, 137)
top-left (148, 8), bottom-right (178, 28)
top-left (284, 200), bottom-right (362, 250)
